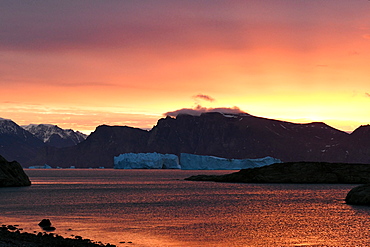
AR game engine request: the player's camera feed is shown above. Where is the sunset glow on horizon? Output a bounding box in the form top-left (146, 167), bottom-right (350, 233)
top-left (1, 1), bottom-right (370, 134)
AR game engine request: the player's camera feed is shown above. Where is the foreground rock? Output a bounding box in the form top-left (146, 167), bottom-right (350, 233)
top-left (185, 162), bottom-right (370, 183)
top-left (38, 219), bottom-right (56, 231)
top-left (0, 225), bottom-right (115, 247)
top-left (0, 155), bottom-right (31, 187)
top-left (345, 184), bottom-right (370, 205)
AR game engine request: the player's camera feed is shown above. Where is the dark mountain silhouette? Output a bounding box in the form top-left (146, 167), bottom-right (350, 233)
top-left (146, 113), bottom-right (349, 161)
top-left (324, 124), bottom-right (370, 163)
top-left (1, 113), bottom-right (370, 168)
top-left (30, 125), bottom-right (150, 168)
top-left (0, 118), bottom-right (45, 166)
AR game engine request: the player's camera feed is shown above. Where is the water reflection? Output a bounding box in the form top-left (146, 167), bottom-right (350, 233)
top-left (1, 169), bottom-right (369, 246)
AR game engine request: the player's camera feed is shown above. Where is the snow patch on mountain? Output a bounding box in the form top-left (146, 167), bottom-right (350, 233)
top-left (22, 124), bottom-right (87, 147)
top-left (0, 118), bottom-right (27, 136)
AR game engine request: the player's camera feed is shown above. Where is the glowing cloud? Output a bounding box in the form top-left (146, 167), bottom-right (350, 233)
top-left (164, 105), bottom-right (247, 117)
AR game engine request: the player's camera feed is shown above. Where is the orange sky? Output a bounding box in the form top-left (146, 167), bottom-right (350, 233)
top-left (1, 1), bottom-right (370, 134)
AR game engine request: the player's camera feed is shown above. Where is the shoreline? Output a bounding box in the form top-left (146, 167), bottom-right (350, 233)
top-left (0, 225), bottom-right (116, 247)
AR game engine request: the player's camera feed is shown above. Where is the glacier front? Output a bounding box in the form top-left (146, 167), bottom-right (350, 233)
top-left (114, 152), bottom-right (281, 170)
top-left (180, 153), bottom-right (281, 170)
top-left (114, 152), bottom-right (180, 169)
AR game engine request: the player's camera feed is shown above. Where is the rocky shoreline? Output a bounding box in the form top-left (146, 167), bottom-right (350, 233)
top-left (0, 225), bottom-right (116, 247)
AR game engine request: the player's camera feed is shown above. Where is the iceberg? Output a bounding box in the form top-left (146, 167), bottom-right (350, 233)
top-left (114, 152), bottom-right (281, 170)
top-left (180, 153), bottom-right (281, 170)
top-left (28, 164), bottom-right (53, 169)
top-left (114, 152), bottom-right (181, 169)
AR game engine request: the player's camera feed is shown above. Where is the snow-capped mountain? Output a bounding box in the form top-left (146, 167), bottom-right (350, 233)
top-left (22, 124), bottom-right (87, 148)
top-left (0, 118), bottom-right (45, 164)
top-left (0, 117), bottom-right (29, 136)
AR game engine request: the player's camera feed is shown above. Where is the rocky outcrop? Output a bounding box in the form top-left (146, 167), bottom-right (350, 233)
top-left (0, 155), bottom-right (31, 187)
top-left (185, 162), bottom-right (370, 184)
top-left (345, 184), bottom-right (370, 205)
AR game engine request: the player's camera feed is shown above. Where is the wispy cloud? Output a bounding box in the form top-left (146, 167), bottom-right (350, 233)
top-left (365, 92), bottom-right (370, 97)
top-left (363, 34), bottom-right (370, 40)
top-left (192, 94), bottom-right (215, 102)
top-left (57, 82), bottom-right (118, 87)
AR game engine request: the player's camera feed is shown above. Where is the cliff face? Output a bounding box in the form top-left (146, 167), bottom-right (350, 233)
top-left (185, 162), bottom-right (370, 184)
top-left (147, 113), bottom-right (349, 161)
top-left (0, 155), bottom-right (31, 187)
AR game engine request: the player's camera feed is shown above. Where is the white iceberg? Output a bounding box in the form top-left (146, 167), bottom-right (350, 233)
top-left (114, 152), bottom-right (181, 169)
top-left (114, 152), bottom-right (281, 170)
top-left (179, 153), bottom-right (281, 170)
top-left (28, 164), bottom-right (53, 169)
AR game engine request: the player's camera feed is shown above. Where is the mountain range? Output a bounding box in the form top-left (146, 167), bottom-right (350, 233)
top-left (22, 124), bottom-right (87, 148)
top-left (0, 118), bottom-right (86, 165)
top-left (0, 113), bottom-right (369, 168)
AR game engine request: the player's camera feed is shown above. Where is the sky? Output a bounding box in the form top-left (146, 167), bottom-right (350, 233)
top-left (1, 0), bottom-right (370, 134)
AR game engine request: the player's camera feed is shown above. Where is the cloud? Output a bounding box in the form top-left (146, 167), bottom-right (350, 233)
top-left (57, 82), bottom-right (118, 87)
top-left (192, 94), bottom-right (215, 102)
top-left (363, 34), bottom-right (370, 40)
top-left (164, 105), bottom-right (247, 117)
top-left (365, 93), bottom-right (370, 97)
top-left (0, 1), bottom-right (249, 52)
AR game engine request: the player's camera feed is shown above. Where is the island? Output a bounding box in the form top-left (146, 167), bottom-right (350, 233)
top-left (185, 161), bottom-right (370, 184)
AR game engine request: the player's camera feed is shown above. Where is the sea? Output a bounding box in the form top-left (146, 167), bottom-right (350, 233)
top-left (1, 169), bottom-right (370, 247)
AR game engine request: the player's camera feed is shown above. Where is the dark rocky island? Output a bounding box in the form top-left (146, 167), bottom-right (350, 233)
top-left (185, 162), bottom-right (370, 184)
top-left (345, 184), bottom-right (370, 206)
top-left (0, 155), bottom-right (31, 187)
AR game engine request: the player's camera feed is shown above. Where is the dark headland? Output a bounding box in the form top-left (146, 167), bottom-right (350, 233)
top-left (0, 155), bottom-right (31, 187)
top-left (185, 161), bottom-right (370, 184)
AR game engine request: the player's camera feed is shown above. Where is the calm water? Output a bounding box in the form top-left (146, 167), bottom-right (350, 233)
top-left (1, 169), bottom-right (369, 247)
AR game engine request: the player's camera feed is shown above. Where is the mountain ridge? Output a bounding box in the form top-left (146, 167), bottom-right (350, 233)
top-left (1, 113), bottom-right (369, 168)
top-left (22, 124), bottom-right (87, 148)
